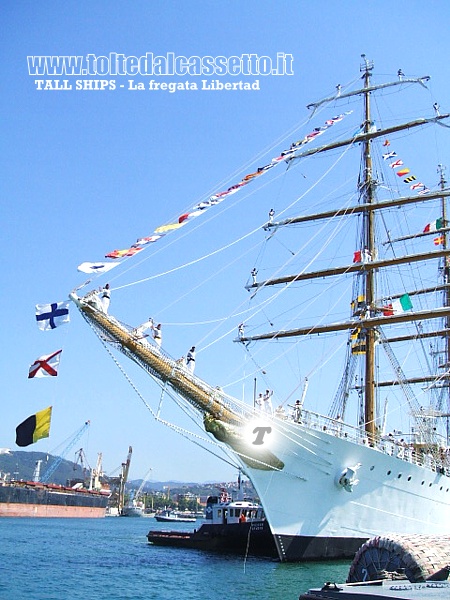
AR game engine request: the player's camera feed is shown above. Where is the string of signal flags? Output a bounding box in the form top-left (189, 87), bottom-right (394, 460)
top-left (20, 119), bottom-right (441, 447)
top-left (77, 110), bottom-right (354, 276)
top-left (14, 302), bottom-right (71, 448)
top-left (19, 112), bottom-right (354, 449)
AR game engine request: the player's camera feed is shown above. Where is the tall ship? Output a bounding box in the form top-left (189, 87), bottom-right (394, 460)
top-left (69, 57), bottom-right (450, 559)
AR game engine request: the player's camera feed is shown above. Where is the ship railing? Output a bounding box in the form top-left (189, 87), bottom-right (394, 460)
top-left (292, 409), bottom-right (364, 444)
top-left (290, 408), bottom-right (450, 476)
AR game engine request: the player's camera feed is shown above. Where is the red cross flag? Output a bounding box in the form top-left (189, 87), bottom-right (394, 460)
top-left (28, 350), bottom-right (62, 378)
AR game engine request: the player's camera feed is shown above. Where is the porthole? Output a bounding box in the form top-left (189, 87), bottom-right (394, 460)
top-left (370, 466), bottom-right (375, 471)
top-left (407, 476), bottom-right (411, 481)
top-left (421, 481), bottom-right (425, 485)
top-left (397, 474), bottom-right (402, 479)
top-left (387, 471), bottom-right (391, 475)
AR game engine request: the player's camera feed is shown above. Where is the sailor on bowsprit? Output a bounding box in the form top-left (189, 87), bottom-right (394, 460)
top-left (101, 284), bottom-right (111, 313)
top-left (263, 389), bottom-right (273, 415)
top-left (186, 346), bottom-right (196, 373)
top-left (133, 317), bottom-right (154, 340)
top-left (152, 323), bottom-right (162, 348)
top-left (255, 393), bottom-right (264, 411)
top-left (292, 399), bottom-right (303, 423)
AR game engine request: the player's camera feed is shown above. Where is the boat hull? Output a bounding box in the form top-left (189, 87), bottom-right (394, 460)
top-left (121, 507), bottom-right (144, 517)
top-left (0, 482), bottom-right (109, 518)
top-left (237, 420), bottom-right (450, 561)
top-left (154, 514), bottom-right (196, 523)
top-left (274, 533), bottom-right (365, 561)
top-left (299, 581), bottom-right (450, 600)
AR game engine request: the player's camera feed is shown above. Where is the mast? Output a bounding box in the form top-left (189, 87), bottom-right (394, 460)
top-left (438, 165), bottom-right (450, 443)
top-left (241, 59), bottom-right (450, 439)
top-left (360, 55), bottom-right (376, 440)
top-left (440, 165), bottom-right (450, 367)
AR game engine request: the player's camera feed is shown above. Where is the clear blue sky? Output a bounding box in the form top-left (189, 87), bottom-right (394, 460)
top-left (2, 1), bottom-right (450, 482)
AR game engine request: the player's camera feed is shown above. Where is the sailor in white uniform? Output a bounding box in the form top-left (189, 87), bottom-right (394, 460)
top-left (133, 318), bottom-right (154, 340)
top-left (263, 389), bottom-right (273, 415)
top-left (101, 284), bottom-right (111, 313)
top-left (186, 346), bottom-right (196, 373)
top-left (152, 323), bottom-right (162, 348)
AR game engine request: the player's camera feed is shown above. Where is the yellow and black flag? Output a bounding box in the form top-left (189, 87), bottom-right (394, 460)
top-left (350, 328), bottom-right (366, 355)
top-left (15, 406), bottom-right (52, 447)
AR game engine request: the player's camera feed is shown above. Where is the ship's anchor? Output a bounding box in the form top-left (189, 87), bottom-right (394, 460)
top-left (336, 464), bottom-right (361, 492)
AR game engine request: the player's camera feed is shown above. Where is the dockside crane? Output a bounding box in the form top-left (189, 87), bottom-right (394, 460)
top-left (89, 453), bottom-right (105, 491)
top-left (129, 466), bottom-right (152, 505)
top-left (40, 421), bottom-right (91, 483)
top-left (118, 446), bottom-right (132, 514)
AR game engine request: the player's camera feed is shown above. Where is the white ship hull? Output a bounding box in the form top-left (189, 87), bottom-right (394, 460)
top-left (237, 416), bottom-right (450, 561)
top-left (121, 505), bottom-right (145, 517)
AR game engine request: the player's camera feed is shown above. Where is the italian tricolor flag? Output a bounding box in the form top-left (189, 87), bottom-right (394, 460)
top-left (383, 294), bottom-right (413, 316)
top-left (423, 217), bottom-right (444, 233)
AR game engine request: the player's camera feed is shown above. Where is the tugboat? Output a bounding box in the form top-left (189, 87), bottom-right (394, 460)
top-left (147, 480), bottom-right (277, 558)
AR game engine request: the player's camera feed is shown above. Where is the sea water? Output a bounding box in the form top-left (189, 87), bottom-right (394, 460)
top-left (1, 517), bottom-right (349, 600)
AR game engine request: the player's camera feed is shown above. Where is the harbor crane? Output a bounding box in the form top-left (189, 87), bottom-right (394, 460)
top-left (40, 421), bottom-right (91, 483)
top-left (118, 446), bottom-right (132, 514)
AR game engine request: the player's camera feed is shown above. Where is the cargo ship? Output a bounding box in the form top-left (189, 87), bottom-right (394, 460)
top-left (0, 479), bottom-right (109, 518)
top-left (0, 446), bottom-right (110, 518)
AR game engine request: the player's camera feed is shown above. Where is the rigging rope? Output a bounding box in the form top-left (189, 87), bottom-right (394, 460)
top-left (79, 309), bottom-right (310, 474)
top-left (82, 313), bottom-right (240, 470)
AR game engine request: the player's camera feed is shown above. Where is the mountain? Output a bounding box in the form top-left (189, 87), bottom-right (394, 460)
top-left (0, 451), bottom-right (256, 496)
top-left (0, 450), bottom-right (86, 485)
top-left (126, 478), bottom-right (258, 498)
